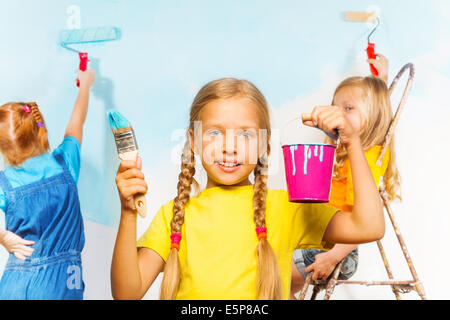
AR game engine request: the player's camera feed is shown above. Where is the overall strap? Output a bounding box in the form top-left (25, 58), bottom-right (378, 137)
top-left (53, 153), bottom-right (75, 185)
top-left (0, 170), bottom-right (14, 208)
top-left (0, 171), bottom-right (13, 192)
top-left (53, 153), bottom-right (69, 173)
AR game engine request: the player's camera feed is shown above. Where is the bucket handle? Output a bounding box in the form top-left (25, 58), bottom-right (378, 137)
top-left (279, 114), bottom-right (340, 148)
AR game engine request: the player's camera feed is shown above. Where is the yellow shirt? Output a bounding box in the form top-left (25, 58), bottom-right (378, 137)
top-left (329, 145), bottom-right (390, 212)
top-left (137, 185), bottom-right (338, 300)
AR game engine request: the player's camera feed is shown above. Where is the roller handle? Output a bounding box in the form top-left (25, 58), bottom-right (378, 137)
top-left (366, 43), bottom-right (379, 77)
top-left (76, 52), bottom-right (89, 87)
top-left (301, 113), bottom-right (339, 141)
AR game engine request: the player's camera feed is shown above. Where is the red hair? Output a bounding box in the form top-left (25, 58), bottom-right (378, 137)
top-left (0, 102), bottom-right (49, 166)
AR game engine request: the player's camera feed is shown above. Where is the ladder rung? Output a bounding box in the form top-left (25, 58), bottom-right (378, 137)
top-left (334, 280), bottom-right (416, 286)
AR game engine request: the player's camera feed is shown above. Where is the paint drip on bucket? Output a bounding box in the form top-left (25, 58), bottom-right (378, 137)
top-left (283, 143), bottom-right (336, 203)
top-left (289, 145), bottom-right (324, 176)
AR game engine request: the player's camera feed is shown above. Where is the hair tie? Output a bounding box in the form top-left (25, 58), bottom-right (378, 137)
top-left (23, 104), bottom-right (31, 114)
top-left (255, 227), bottom-right (267, 241)
top-left (37, 121), bottom-right (44, 128)
top-left (170, 233), bottom-right (182, 251)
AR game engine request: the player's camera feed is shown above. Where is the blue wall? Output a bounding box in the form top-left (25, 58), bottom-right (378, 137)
top-left (0, 0), bottom-right (447, 227)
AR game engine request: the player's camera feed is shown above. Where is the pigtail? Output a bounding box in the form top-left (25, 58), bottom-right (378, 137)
top-left (28, 102), bottom-right (49, 152)
top-left (252, 148), bottom-right (283, 300)
top-left (160, 139), bottom-right (196, 300)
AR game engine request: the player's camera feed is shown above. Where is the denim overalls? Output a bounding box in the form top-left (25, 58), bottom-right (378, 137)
top-left (0, 153), bottom-right (85, 299)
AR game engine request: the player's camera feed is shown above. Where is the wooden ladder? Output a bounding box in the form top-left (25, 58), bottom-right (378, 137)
top-left (298, 64), bottom-right (426, 300)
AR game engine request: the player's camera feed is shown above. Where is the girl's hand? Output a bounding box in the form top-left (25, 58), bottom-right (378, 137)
top-left (367, 53), bottom-right (389, 84)
top-left (0, 230), bottom-right (34, 261)
top-left (305, 251), bottom-right (339, 281)
top-left (77, 69), bottom-right (96, 89)
top-left (115, 157), bottom-right (148, 213)
top-left (303, 106), bottom-right (359, 147)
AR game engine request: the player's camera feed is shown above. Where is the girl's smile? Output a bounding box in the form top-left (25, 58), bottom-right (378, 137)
top-left (215, 160), bottom-right (243, 172)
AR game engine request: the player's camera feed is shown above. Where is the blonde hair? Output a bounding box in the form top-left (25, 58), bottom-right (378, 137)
top-left (0, 102), bottom-right (49, 166)
top-left (160, 78), bottom-right (283, 300)
top-left (325, 76), bottom-right (401, 201)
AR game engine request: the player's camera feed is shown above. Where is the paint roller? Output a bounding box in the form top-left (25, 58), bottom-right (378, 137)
top-left (345, 11), bottom-right (380, 76)
top-left (59, 26), bottom-right (121, 86)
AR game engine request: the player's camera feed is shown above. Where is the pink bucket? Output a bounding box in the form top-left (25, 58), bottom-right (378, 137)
top-left (282, 143), bottom-right (336, 203)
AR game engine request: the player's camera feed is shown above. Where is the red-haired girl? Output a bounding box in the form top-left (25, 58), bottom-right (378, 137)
top-left (0, 70), bottom-right (95, 299)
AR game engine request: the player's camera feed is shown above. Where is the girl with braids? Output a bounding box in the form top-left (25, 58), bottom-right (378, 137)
top-left (111, 77), bottom-right (385, 300)
top-left (0, 69), bottom-right (95, 299)
top-left (291, 55), bottom-right (400, 298)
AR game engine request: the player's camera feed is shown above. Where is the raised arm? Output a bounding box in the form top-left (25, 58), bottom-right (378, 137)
top-left (64, 69), bottom-right (96, 145)
top-left (368, 53), bottom-right (389, 84)
top-left (110, 158), bottom-right (164, 300)
top-left (304, 106), bottom-right (385, 244)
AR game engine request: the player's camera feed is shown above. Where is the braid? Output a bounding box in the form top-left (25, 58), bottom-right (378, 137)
top-left (171, 142), bottom-right (196, 232)
top-left (253, 143), bottom-right (270, 227)
top-left (27, 102), bottom-right (49, 151)
top-left (253, 158), bottom-right (268, 228)
top-left (160, 139), bottom-right (196, 300)
top-left (28, 102), bottom-right (45, 130)
top-left (253, 147), bottom-right (283, 300)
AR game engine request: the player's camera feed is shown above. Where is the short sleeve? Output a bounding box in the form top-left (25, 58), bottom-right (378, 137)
top-left (53, 136), bottom-right (81, 183)
top-left (295, 203), bottom-right (338, 250)
top-left (137, 200), bottom-right (174, 262)
top-left (368, 147), bottom-right (390, 187)
top-left (345, 146), bottom-right (390, 205)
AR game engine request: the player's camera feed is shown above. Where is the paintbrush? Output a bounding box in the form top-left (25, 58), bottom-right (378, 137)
top-left (107, 110), bottom-right (147, 218)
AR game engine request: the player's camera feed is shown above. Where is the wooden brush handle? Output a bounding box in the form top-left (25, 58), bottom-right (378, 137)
top-left (301, 113), bottom-right (339, 140)
top-left (301, 113), bottom-right (312, 122)
top-left (134, 194), bottom-right (147, 218)
top-left (118, 151), bottom-right (147, 218)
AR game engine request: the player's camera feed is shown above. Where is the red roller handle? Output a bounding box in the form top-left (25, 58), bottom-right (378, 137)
top-left (366, 42), bottom-right (378, 77)
top-left (76, 52), bottom-right (89, 87)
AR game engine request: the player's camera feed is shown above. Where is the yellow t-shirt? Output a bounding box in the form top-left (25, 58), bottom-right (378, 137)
top-left (137, 185), bottom-right (338, 300)
top-left (328, 145), bottom-right (390, 212)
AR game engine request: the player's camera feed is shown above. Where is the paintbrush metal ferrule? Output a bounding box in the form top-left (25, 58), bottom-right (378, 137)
top-left (113, 127), bottom-right (138, 155)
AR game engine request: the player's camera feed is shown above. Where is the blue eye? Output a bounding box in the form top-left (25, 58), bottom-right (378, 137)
top-left (207, 129), bottom-right (221, 136)
top-left (237, 130), bottom-right (255, 139)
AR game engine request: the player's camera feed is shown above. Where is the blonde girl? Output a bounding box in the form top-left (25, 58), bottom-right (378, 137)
top-left (111, 77), bottom-right (385, 300)
top-left (291, 59), bottom-right (400, 297)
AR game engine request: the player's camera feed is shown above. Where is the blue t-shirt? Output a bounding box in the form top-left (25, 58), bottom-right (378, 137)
top-left (0, 136), bottom-right (81, 213)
